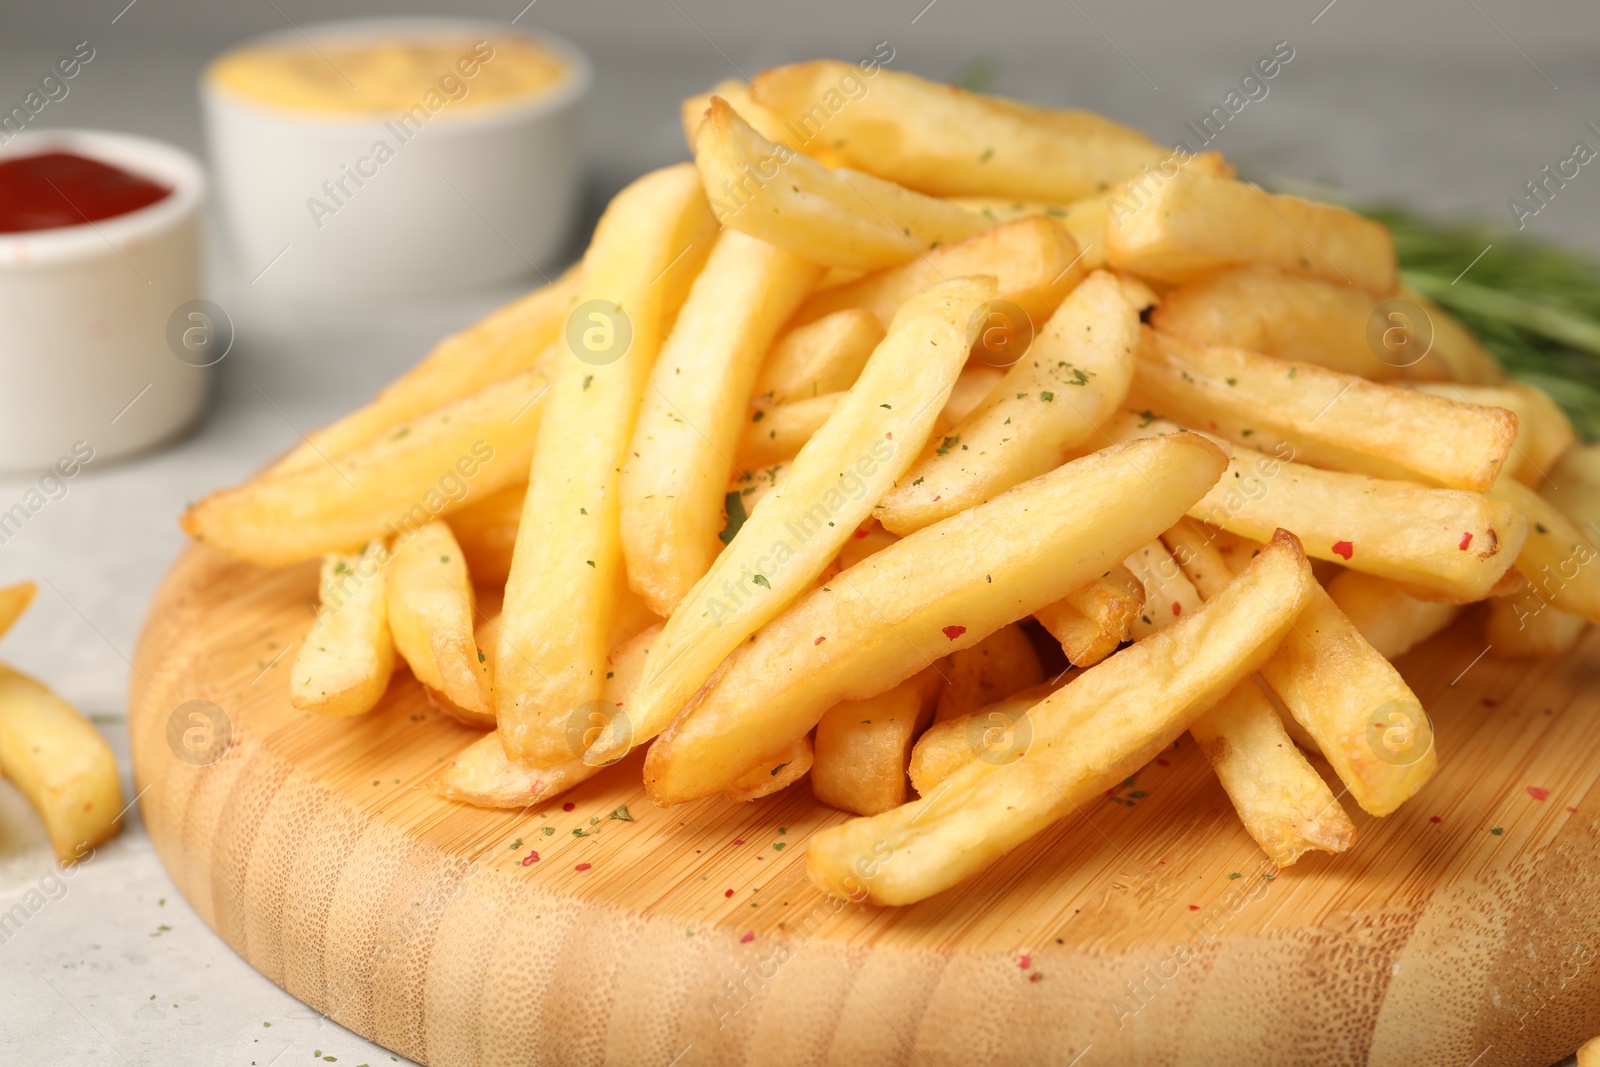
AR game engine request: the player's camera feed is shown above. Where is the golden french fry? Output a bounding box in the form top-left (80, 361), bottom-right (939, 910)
top-left (754, 309), bottom-right (884, 405)
top-left (496, 164), bottom-right (717, 766)
top-left (790, 215), bottom-right (1085, 332)
top-left (833, 522), bottom-right (899, 572)
top-left (949, 197), bottom-right (1109, 271)
top-left (1124, 539), bottom-right (1204, 640)
top-left (813, 670), bottom-right (942, 815)
top-left (1106, 170), bottom-right (1397, 293)
top-left (0, 580), bottom-right (37, 642)
top-left (387, 522), bottom-right (490, 726)
top-left (1322, 569), bottom-right (1461, 660)
top-left (880, 270), bottom-right (1139, 533)
top-left (1486, 596), bottom-right (1585, 657)
top-left (944, 365), bottom-right (1005, 425)
top-left (1160, 517), bottom-right (1234, 599)
top-left (291, 542), bottom-right (395, 717)
top-left (1545, 443), bottom-right (1600, 534)
top-left (642, 432), bottom-right (1228, 804)
top-left (269, 268), bottom-right (580, 476)
top-left (1134, 329), bottom-right (1516, 490)
top-left (679, 79), bottom-right (840, 161)
top-left (1416, 382), bottom-right (1574, 486)
top-left (1190, 679), bottom-right (1356, 865)
top-left (909, 680), bottom-right (1063, 796)
top-left (725, 735), bottom-right (814, 802)
top-left (598, 278), bottom-right (996, 765)
top-left (622, 231), bottom-right (821, 615)
top-left (806, 529), bottom-right (1312, 905)
top-left (0, 663), bottom-right (124, 863)
top-left (1033, 565), bottom-right (1142, 667)
top-left (693, 96), bottom-right (987, 271)
top-left (1489, 477), bottom-right (1600, 624)
top-left (184, 369), bottom-right (547, 566)
top-left (445, 481), bottom-right (525, 585)
top-left (1106, 411), bottom-right (1529, 602)
top-left (751, 61), bottom-right (1164, 201)
top-left (433, 623), bottom-right (663, 808)
top-left (736, 393), bottom-right (842, 468)
top-left (931, 622), bottom-right (1044, 722)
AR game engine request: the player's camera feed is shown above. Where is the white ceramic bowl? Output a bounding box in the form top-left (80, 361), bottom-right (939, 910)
top-left (0, 130), bottom-right (208, 472)
top-left (202, 19), bottom-right (589, 299)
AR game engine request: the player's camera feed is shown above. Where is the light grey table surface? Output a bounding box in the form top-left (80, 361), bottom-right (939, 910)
top-left (0, 6), bottom-right (1597, 1064)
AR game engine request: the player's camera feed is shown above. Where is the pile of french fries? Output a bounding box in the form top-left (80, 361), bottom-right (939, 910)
top-left (183, 61), bottom-right (1600, 906)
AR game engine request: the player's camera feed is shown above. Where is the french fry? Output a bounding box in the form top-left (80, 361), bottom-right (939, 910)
top-left (1486, 596), bottom-right (1585, 657)
top-left (736, 393), bottom-right (842, 468)
top-left (880, 270), bottom-right (1139, 533)
top-left (931, 622), bottom-right (1044, 722)
top-left (943, 365), bottom-right (1005, 425)
top-left (1189, 679), bottom-right (1356, 865)
top-left (387, 523), bottom-right (491, 727)
top-left (1106, 170), bottom-right (1397, 294)
top-left (753, 309), bottom-right (884, 405)
top-left (679, 79), bottom-right (840, 162)
top-left (813, 670), bottom-right (943, 815)
top-left (724, 462), bottom-right (789, 531)
top-left (833, 522), bottom-right (899, 572)
top-left (1397, 283), bottom-right (1506, 385)
top-left (0, 580), bottom-right (37, 641)
top-left (950, 197), bottom-right (1110, 271)
top-left (751, 61), bottom-right (1165, 201)
top-left (1160, 517), bottom-right (1234, 599)
top-left (1488, 477), bottom-right (1600, 624)
top-left (622, 231), bottom-right (821, 615)
top-left (789, 215), bottom-right (1085, 331)
top-left (1124, 539), bottom-right (1204, 640)
top-left (1323, 569), bottom-right (1462, 660)
top-left (806, 529), bottom-right (1313, 905)
top-left (908, 680), bottom-right (1063, 796)
top-left (291, 542), bottom-right (395, 717)
top-left (184, 369), bottom-right (550, 566)
top-left (1133, 329), bottom-right (1516, 490)
top-left (1546, 443), bottom-right (1600, 533)
top-left (725, 735), bottom-right (814, 802)
top-left (269, 268), bottom-right (580, 475)
top-left (496, 164), bottom-right (717, 766)
top-left (1579, 1034), bottom-right (1600, 1067)
top-left (433, 623), bottom-right (663, 807)
top-left (593, 279), bottom-right (996, 765)
top-left (1033, 566), bottom-right (1142, 667)
top-left (1106, 412), bottom-right (1529, 602)
top-left (693, 96), bottom-right (988, 271)
top-left (0, 664), bottom-right (124, 864)
top-left (642, 432), bottom-right (1228, 804)
top-left (446, 481), bottom-right (525, 585)
top-left (1415, 382), bottom-right (1574, 486)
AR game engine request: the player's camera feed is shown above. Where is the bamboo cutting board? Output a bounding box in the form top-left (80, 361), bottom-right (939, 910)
top-left (128, 544), bottom-right (1600, 1067)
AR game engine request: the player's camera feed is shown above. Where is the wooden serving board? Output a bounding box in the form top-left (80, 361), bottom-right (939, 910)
top-left (129, 545), bottom-right (1600, 1067)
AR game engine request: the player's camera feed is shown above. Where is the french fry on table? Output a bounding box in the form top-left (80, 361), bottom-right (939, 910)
top-left (753, 309), bottom-right (884, 405)
top-left (1487, 477), bottom-right (1600, 624)
top-left (909, 679), bottom-right (1064, 796)
top-left (387, 522), bottom-right (491, 727)
top-left (291, 541), bottom-right (395, 717)
top-left (813, 670), bottom-right (943, 815)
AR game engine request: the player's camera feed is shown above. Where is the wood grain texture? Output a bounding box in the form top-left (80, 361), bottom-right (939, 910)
top-left (129, 545), bottom-right (1600, 1066)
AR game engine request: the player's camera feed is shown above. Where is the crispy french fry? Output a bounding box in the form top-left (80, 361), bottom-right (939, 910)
top-left (1323, 569), bottom-right (1462, 660)
top-left (1134, 329), bottom-right (1516, 490)
top-left (880, 270), bottom-right (1139, 532)
top-left (642, 432), bottom-right (1228, 804)
top-left (445, 481), bottom-right (525, 585)
top-left (754, 309), bottom-right (884, 405)
top-left (269, 268), bottom-right (580, 476)
top-left (694, 97), bottom-right (987, 271)
top-left (737, 393), bottom-right (842, 468)
top-left (1160, 517), bottom-right (1234, 599)
top-left (291, 542), bottom-right (395, 717)
top-left (908, 680), bottom-right (1062, 796)
top-left (1415, 382), bottom-right (1574, 486)
top-left (1545, 443), bottom-right (1600, 534)
top-left (496, 164), bottom-right (717, 766)
top-left (596, 279), bottom-right (996, 765)
top-left (387, 523), bottom-right (490, 727)
top-left (813, 670), bottom-right (943, 815)
top-left (433, 623), bottom-right (663, 807)
top-left (751, 61), bottom-right (1164, 201)
top-left (1106, 412), bottom-right (1529, 602)
top-left (1488, 477), bottom-right (1600, 624)
top-left (0, 664), bottom-right (124, 864)
top-left (950, 197), bottom-right (1110, 271)
top-left (679, 79), bottom-right (836, 161)
top-left (622, 231), bottom-right (821, 615)
top-left (0, 580), bottom-right (37, 641)
top-left (943, 365), bottom-right (1005, 425)
top-left (1106, 170), bottom-right (1397, 294)
top-left (1190, 679), bottom-right (1356, 865)
top-left (807, 529), bottom-right (1312, 905)
top-left (1486, 596), bottom-right (1585, 657)
top-left (1033, 565), bottom-right (1142, 667)
top-left (726, 735), bottom-right (814, 802)
top-left (789, 216), bottom-right (1084, 331)
top-left (1124, 539), bottom-right (1204, 640)
top-left (931, 622), bottom-right (1044, 722)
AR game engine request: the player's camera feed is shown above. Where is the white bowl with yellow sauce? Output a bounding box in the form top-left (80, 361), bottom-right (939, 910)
top-left (202, 19), bottom-right (588, 298)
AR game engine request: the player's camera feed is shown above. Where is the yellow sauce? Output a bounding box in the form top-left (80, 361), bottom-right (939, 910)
top-left (207, 36), bottom-right (566, 115)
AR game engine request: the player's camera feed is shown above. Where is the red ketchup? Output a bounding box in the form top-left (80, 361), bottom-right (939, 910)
top-left (0, 151), bottom-right (171, 234)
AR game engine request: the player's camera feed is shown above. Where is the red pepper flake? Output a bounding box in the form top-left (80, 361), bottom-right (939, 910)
top-left (932, 495), bottom-right (942, 502)
top-left (1157, 758), bottom-right (1170, 767)
top-left (562, 801), bottom-right (576, 812)
top-left (885, 432), bottom-right (892, 439)
top-left (1187, 905), bottom-right (1199, 911)
top-left (1019, 954), bottom-right (1031, 969)
top-left (732, 838), bottom-right (745, 846)
top-left (1429, 815), bottom-right (1442, 824)
top-left (521, 850), bottom-right (540, 866)
top-left (574, 862), bottom-right (592, 872)
top-left (942, 625), bottom-right (967, 640)
top-left (1029, 972), bottom-right (1044, 983)
top-left (1568, 807), bottom-right (1579, 813)
top-left (1459, 531), bottom-right (1474, 551)
top-left (1482, 698), bottom-right (1499, 708)
top-left (1171, 601), bottom-right (1182, 617)
top-left (724, 888), bottom-right (735, 898)
top-left (854, 528), bottom-right (869, 539)
top-left (814, 636), bottom-right (826, 645)
top-left (1527, 786), bottom-right (1549, 801)
top-left (1332, 540), bottom-right (1354, 560)
top-left (740, 931), bottom-right (754, 943)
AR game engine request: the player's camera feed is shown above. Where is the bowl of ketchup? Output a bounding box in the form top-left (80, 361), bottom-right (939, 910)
top-left (0, 130), bottom-right (207, 471)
